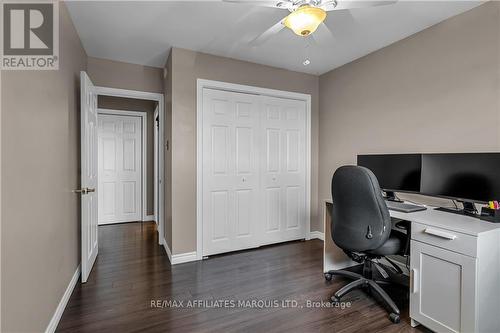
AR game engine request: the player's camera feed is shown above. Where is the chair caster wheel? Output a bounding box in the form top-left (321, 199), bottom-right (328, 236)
top-left (324, 273), bottom-right (332, 281)
top-left (330, 296), bottom-right (340, 303)
top-left (389, 313), bottom-right (400, 324)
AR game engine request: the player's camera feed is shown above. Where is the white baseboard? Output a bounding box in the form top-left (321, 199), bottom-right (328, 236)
top-left (309, 231), bottom-right (325, 241)
top-left (160, 236), bottom-right (197, 265)
top-left (161, 237), bottom-right (172, 264)
top-left (143, 215), bottom-right (156, 222)
top-left (45, 265), bottom-right (80, 333)
top-left (172, 251), bottom-right (198, 265)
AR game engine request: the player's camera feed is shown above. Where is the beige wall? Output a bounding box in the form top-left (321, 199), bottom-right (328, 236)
top-left (98, 96), bottom-right (158, 216)
top-left (167, 48), bottom-right (319, 254)
top-left (87, 57), bottom-right (163, 94)
top-left (1, 3), bottom-right (87, 332)
top-left (318, 2), bottom-right (500, 232)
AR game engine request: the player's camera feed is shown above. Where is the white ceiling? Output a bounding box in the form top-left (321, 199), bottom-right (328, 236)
top-left (66, 0), bottom-right (482, 75)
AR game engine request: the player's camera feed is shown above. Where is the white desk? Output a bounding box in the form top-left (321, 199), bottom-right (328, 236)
top-left (323, 199), bottom-right (500, 333)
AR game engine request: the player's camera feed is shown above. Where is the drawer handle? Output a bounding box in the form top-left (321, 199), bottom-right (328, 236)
top-left (423, 228), bottom-right (457, 240)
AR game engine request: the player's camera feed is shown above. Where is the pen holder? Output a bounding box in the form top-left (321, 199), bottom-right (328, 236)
top-left (480, 207), bottom-right (500, 223)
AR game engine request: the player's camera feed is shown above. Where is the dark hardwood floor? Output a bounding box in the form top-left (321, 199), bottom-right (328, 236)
top-left (57, 222), bottom-right (427, 333)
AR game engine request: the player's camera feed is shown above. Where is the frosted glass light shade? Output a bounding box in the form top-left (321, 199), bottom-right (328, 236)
top-left (283, 5), bottom-right (327, 37)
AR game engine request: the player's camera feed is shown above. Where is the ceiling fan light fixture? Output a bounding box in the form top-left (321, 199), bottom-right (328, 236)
top-left (283, 5), bottom-right (327, 37)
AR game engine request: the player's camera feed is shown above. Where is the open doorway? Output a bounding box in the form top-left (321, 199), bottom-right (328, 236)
top-left (79, 72), bottom-right (165, 283)
top-left (87, 85), bottom-right (165, 256)
top-left (96, 97), bottom-right (157, 225)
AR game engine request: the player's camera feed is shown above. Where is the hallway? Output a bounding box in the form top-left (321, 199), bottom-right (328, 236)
top-left (57, 222), bottom-right (423, 332)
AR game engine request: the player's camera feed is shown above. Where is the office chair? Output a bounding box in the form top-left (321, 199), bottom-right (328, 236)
top-left (325, 165), bottom-right (409, 324)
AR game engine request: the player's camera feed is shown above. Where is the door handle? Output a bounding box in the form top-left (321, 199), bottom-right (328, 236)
top-left (73, 187), bottom-right (96, 195)
top-left (423, 228), bottom-right (457, 240)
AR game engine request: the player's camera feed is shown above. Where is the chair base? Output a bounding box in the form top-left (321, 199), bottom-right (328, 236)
top-left (325, 268), bottom-right (401, 324)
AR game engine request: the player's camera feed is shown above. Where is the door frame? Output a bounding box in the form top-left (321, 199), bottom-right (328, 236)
top-left (94, 86), bottom-right (165, 245)
top-left (97, 109), bottom-right (147, 224)
top-left (196, 79), bottom-right (312, 260)
top-left (153, 106), bottom-right (159, 226)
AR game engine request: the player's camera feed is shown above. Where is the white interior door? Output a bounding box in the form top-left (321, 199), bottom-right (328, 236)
top-left (80, 71), bottom-right (98, 283)
top-left (202, 88), bottom-right (261, 256)
top-left (98, 114), bottom-right (142, 224)
top-left (260, 96), bottom-right (307, 244)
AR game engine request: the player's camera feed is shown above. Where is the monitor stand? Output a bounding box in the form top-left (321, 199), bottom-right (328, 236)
top-left (384, 191), bottom-right (402, 202)
top-left (435, 201), bottom-right (477, 217)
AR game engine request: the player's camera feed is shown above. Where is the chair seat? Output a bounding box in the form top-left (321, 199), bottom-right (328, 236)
top-left (366, 230), bottom-right (407, 256)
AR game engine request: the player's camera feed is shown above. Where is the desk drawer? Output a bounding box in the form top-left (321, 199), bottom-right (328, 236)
top-left (411, 222), bottom-right (477, 257)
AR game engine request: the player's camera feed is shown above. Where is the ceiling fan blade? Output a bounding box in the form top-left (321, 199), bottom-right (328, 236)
top-left (222, 0), bottom-right (293, 9)
top-left (250, 19), bottom-right (285, 46)
top-left (321, 0), bottom-right (397, 11)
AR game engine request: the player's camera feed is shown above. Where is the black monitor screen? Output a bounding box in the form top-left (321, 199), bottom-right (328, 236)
top-left (357, 154), bottom-right (422, 193)
top-left (421, 153), bottom-right (500, 203)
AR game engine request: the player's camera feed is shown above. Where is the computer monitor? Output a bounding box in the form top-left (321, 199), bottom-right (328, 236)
top-left (357, 154), bottom-right (422, 200)
top-left (421, 153), bottom-right (500, 213)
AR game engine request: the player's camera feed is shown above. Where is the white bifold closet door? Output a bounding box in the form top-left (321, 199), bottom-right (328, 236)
top-left (260, 96), bottom-right (307, 244)
top-left (98, 114), bottom-right (142, 224)
top-left (202, 88), bottom-right (306, 256)
top-left (202, 89), bottom-right (261, 256)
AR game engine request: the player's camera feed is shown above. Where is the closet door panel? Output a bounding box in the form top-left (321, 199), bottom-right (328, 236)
top-left (202, 89), bottom-right (260, 256)
top-left (211, 190), bottom-right (230, 241)
top-left (235, 189), bottom-right (252, 237)
top-left (286, 186), bottom-right (301, 230)
top-left (281, 101), bottom-right (307, 241)
top-left (233, 99), bottom-right (259, 244)
top-left (203, 93), bottom-right (234, 255)
top-left (265, 187), bottom-right (281, 234)
top-left (261, 97), bottom-right (306, 244)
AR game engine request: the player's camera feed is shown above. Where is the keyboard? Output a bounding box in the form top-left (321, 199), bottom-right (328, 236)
top-left (385, 200), bottom-right (427, 213)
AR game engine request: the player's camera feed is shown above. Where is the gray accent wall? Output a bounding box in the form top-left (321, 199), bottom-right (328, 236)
top-left (318, 2), bottom-right (500, 232)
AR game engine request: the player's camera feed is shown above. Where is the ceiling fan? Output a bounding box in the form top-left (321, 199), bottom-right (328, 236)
top-left (223, 0), bottom-right (397, 45)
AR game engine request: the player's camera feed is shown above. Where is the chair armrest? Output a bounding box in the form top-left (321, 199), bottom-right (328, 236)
top-left (395, 220), bottom-right (410, 231)
top-left (395, 220), bottom-right (411, 256)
